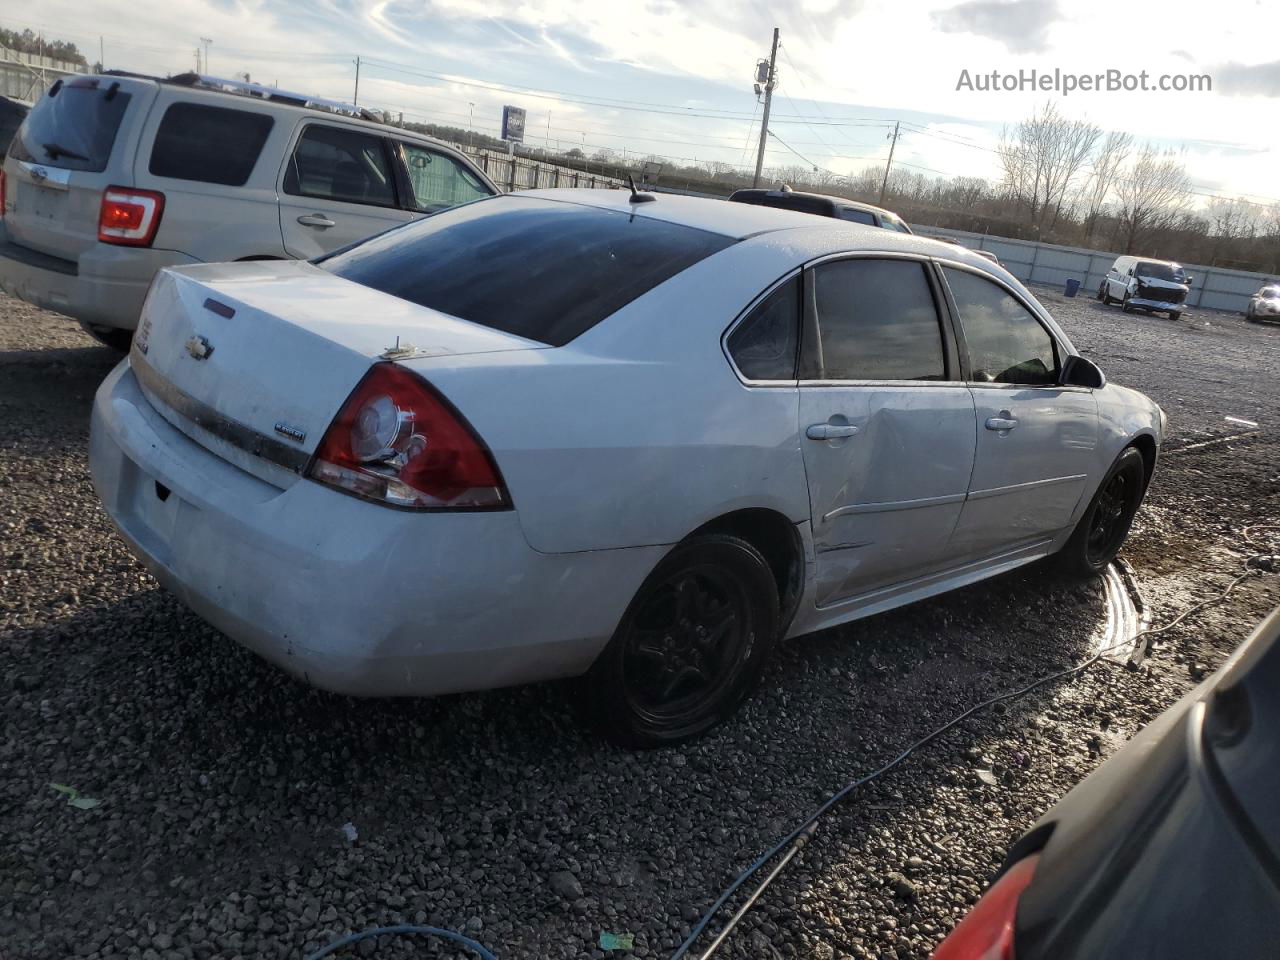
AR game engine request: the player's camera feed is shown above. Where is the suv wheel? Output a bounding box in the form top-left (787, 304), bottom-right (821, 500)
top-left (80, 323), bottom-right (133, 352)
top-left (1121, 292), bottom-right (1135, 314)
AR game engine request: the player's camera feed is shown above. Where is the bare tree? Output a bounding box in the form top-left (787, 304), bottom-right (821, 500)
top-left (997, 101), bottom-right (1102, 232)
top-left (1081, 129), bottom-right (1132, 242)
top-left (1114, 145), bottom-right (1192, 253)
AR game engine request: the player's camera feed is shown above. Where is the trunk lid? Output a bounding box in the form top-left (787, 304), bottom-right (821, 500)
top-left (5, 74), bottom-right (157, 261)
top-left (132, 260), bottom-right (548, 488)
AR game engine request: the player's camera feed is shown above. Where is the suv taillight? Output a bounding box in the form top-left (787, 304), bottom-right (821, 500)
top-left (931, 854), bottom-right (1039, 960)
top-left (307, 363), bottom-right (510, 511)
top-left (98, 186), bottom-right (165, 246)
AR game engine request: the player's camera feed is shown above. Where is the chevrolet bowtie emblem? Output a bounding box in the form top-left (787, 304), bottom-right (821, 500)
top-left (185, 335), bottom-right (214, 360)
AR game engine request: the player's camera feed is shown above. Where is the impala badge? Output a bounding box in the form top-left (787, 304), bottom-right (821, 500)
top-left (185, 335), bottom-right (214, 360)
top-left (274, 421), bottom-right (307, 443)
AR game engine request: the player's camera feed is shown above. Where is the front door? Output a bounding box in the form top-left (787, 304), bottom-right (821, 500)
top-left (277, 121), bottom-right (416, 259)
top-left (799, 257), bottom-right (977, 606)
top-left (941, 266), bottom-right (1098, 559)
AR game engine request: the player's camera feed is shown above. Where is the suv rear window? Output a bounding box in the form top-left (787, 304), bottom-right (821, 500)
top-left (10, 79), bottom-right (131, 172)
top-left (322, 195), bottom-right (735, 346)
top-left (149, 102), bottom-right (273, 186)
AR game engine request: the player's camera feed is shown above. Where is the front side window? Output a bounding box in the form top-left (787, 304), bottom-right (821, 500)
top-left (150, 102), bottom-right (273, 186)
top-left (943, 267), bottom-right (1058, 386)
top-left (284, 124), bottom-right (396, 207)
top-left (880, 212), bottom-right (913, 234)
top-left (398, 143), bottom-right (492, 212)
top-left (728, 276), bottom-right (800, 380)
top-left (322, 195), bottom-right (735, 346)
top-left (807, 259), bottom-right (946, 381)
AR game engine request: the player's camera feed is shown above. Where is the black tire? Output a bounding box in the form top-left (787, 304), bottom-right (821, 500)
top-left (80, 322), bottom-right (133, 352)
top-left (1057, 447), bottom-right (1147, 578)
top-left (1246, 307), bottom-right (1256, 323)
top-left (1096, 283), bottom-right (1106, 303)
top-left (581, 534), bottom-right (780, 747)
top-left (1121, 293), bottom-right (1134, 314)
top-left (1168, 311), bottom-right (1181, 321)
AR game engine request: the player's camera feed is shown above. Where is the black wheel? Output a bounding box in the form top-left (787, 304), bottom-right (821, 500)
top-left (1168, 311), bottom-right (1181, 321)
top-left (1246, 306), bottom-right (1256, 323)
top-left (1096, 283), bottom-right (1106, 303)
top-left (581, 534), bottom-right (779, 747)
top-left (1057, 447), bottom-right (1147, 578)
top-left (1121, 293), bottom-right (1134, 314)
top-left (80, 322), bottom-right (133, 352)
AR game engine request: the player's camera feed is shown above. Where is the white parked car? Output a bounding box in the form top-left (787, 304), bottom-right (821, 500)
top-left (1245, 284), bottom-right (1280, 323)
top-left (1097, 255), bottom-right (1190, 321)
top-left (90, 190), bottom-right (1165, 746)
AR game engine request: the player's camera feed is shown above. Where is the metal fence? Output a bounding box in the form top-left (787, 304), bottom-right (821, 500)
top-left (450, 143), bottom-right (627, 193)
top-left (0, 45), bottom-right (87, 102)
top-left (919, 226), bottom-right (1277, 315)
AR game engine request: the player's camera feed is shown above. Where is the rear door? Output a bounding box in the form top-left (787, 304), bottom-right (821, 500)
top-left (798, 256), bottom-right (976, 605)
top-left (942, 265), bottom-right (1097, 559)
top-left (5, 75), bottom-right (157, 260)
top-left (277, 120), bottom-right (415, 258)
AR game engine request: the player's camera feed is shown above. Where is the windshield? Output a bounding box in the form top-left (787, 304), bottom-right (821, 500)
top-left (1135, 261), bottom-right (1179, 282)
top-left (323, 195), bottom-right (736, 346)
top-left (1263, 287), bottom-right (1280, 299)
top-left (10, 78), bottom-right (131, 172)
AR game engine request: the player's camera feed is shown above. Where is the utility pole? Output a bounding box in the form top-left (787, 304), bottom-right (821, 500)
top-left (99, 36), bottom-right (104, 71)
top-left (468, 102), bottom-right (475, 148)
top-left (200, 37), bottom-right (212, 75)
top-left (352, 56), bottom-right (361, 106)
top-left (752, 27), bottom-right (779, 189)
top-left (879, 121), bottom-right (900, 206)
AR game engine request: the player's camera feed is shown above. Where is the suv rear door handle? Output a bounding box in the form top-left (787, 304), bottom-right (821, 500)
top-left (985, 416), bottom-right (1018, 431)
top-left (297, 214), bottom-right (336, 228)
top-left (806, 423), bottom-right (860, 440)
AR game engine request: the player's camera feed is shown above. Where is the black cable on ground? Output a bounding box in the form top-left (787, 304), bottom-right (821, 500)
top-left (302, 924), bottom-right (498, 960)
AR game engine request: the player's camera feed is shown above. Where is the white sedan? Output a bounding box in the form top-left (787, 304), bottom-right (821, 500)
top-left (90, 189), bottom-right (1164, 746)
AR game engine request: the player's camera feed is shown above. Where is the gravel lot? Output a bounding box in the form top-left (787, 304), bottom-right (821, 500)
top-left (2, 290), bottom-right (1278, 960)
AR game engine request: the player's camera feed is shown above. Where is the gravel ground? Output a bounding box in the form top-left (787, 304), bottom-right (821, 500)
top-left (2, 291), bottom-right (1278, 960)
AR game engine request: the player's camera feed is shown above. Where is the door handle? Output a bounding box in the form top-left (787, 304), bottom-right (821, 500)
top-left (297, 213), bottom-right (336, 228)
top-left (806, 422), bottom-right (860, 440)
top-left (985, 416), bottom-right (1018, 432)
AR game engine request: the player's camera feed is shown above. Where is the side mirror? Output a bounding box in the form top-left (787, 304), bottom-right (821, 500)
top-left (1061, 355), bottom-right (1105, 389)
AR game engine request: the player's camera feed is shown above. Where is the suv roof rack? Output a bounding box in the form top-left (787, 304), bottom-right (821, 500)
top-left (103, 69), bottom-right (381, 122)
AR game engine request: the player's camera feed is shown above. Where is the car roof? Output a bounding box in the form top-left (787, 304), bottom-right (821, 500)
top-left (95, 71), bottom-right (456, 148)
top-left (514, 189), bottom-right (990, 263)
top-left (729, 188), bottom-right (899, 219)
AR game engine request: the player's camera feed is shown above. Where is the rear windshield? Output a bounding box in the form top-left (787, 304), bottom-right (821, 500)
top-left (1136, 261), bottom-right (1177, 281)
top-left (10, 79), bottom-right (131, 173)
top-left (321, 195), bottom-right (736, 346)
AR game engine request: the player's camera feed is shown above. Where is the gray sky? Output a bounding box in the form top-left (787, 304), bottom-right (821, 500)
top-left (12, 0), bottom-right (1280, 208)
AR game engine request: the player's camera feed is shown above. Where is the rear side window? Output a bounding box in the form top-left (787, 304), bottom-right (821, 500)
top-left (806, 259), bottom-right (946, 381)
top-left (284, 124), bottom-right (396, 207)
top-left (10, 80), bottom-right (131, 172)
top-left (728, 276), bottom-right (800, 380)
top-left (149, 103), bottom-right (273, 186)
top-left (322, 195), bottom-right (735, 346)
top-left (943, 267), bottom-right (1058, 385)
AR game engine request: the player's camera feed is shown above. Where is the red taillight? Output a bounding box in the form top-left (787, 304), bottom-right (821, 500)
top-left (98, 186), bottom-right (165, 246)
top-left (307, 362), bottom-right (510, 511)
top-left (931, 854), bottom-right (1039, 960)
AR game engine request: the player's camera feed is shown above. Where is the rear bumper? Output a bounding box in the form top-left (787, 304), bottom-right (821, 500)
top-left (0, 224), bottom-right (197, 329)
top-left (89, 361), bottom-right (664, 696)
